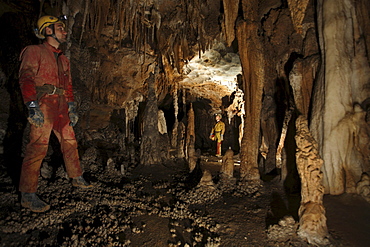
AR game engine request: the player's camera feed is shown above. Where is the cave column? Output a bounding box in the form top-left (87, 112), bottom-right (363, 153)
top-left (295, 115), bottom-right (329, 245)
top-left (236, 16), bottom-right (264, 181)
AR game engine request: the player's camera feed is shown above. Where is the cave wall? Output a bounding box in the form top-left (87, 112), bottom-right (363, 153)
top-left (311, 0), bottom-right (370, 195)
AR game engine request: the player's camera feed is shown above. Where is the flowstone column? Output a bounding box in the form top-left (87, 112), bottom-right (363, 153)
top-left (312, 0), bottom-right (370, 194)
top-left (295, 115), bottom-right (329, 245)
top-left (236, 18), bottom-right (263, 183)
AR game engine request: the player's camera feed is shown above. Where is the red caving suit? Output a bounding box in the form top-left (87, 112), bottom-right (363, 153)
top-left (18, 42), bottom-right (82, 193)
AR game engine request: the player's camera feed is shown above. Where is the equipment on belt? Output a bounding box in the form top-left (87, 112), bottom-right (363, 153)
top-left (36, 84), bottom-right (65, 100)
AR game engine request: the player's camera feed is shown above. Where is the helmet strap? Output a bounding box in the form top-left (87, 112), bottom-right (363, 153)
top-left (45, 24), bottom-right (62, 44)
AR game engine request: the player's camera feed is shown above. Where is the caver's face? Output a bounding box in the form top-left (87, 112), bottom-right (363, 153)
top-left (216, 115), bottom-right (221, 121)
top-left (54, 23), bottom-right (67, 43)
top-left (46, 23), bottom-right (67, 43)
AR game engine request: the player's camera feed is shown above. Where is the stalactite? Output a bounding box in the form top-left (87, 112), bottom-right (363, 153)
top-left (93, 1), bottom-right (99, 36)
top-left (182, 88), bottom-right (186, 115)
top-left (113, 0), bottom-right (121, 40)
top-left (38, 0), bottom-right (45, 18)
top-left (287, 0), bottom-right (310, 35)
top-left (222, 0), bottom-right (240, 47)
top-left (181, 37), bottom-right (189, 60)
top-left (79, 0), bottom-right (89, 45)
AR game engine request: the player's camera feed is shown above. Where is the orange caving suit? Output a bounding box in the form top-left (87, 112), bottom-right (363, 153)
top-left (18, 42), bottom-right (82, 193)
top-left (210, 120), bottom-right (225, 156)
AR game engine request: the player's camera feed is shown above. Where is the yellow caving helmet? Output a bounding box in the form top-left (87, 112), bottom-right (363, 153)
top-left (215, 113), bottom-right (222, 119)
top-left (35, 15), bottom-right (65, 39)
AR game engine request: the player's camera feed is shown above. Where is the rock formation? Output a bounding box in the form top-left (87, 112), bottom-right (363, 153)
top-left (311, 0), bottom-right (370, 195)
top-left (295, 115), bottom-right (329, 245)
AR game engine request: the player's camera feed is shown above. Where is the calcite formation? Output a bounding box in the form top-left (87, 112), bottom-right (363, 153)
top-left (220, 149), bottom-right (234, 179)
top-left (312, 0), bottom-right (370, 195)
top-left (287, 0), bottom-right (310, 34)
top-left (295, 115), bottom-right (329, 245)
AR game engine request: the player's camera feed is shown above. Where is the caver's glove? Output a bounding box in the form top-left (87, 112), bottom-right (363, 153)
top-left (220, 134), bottom-right (224, 141)
top-left (68, 102), bottom-right (78, 127)
top-left (26, 101), bottom-right (44, 127)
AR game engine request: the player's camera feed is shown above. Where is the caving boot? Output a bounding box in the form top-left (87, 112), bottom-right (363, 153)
top-left (72, 176), bottom-right (93, 189)
top-left (21, 192), bottom-right (50, 213)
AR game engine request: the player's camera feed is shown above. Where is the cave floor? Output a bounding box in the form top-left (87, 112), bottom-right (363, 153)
top-left (0, 153), bottom-right (369, 246)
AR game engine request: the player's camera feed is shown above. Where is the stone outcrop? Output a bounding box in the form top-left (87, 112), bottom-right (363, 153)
top-left (356, 173), bottom-right (370, 203)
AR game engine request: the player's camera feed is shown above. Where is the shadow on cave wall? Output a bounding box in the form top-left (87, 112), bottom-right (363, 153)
top-left (263, 62), bottom-right (302, 225)
top-left (0, 11), bottom-right (39, 187)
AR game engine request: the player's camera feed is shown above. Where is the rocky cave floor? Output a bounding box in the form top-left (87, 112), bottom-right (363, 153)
top-left (0, 153), bottom-right (370, 247)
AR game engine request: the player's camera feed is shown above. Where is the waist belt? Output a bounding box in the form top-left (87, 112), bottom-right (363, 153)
top-left (36, 84), bottom-right (65, 99)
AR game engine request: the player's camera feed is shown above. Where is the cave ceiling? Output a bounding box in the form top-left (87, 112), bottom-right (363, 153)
top-left (0, 0), bottom-right (325, 149)
top-left (0, 0), bottom-right (320, 113)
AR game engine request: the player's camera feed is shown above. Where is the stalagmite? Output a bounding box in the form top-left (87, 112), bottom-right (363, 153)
top-left (295, 115), bottom-right (329, 245)
top-left (221, 149), bottom-right (234, 179)
top-left (260, 95), bottom-right (279, 174)
top-left (177, 122), bottom-right (186, 159)
top-left (186, 103), bottom-right (196, 172)
top-left (140, 70), bottom-right (161, 165)
top-left (157, 110), bottom-right (167, 134)
top-left (356, 173), bottom-right (370, 203)
top-left (171, 82), bottom-right (179, 148)
top-left (198, 169), bottom-right (215, 189)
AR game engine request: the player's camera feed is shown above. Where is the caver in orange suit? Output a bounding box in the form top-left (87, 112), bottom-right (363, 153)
top-left (18, 42), bottom-right (82, 193)
top-left (18, 16), bottom-right (92, 213)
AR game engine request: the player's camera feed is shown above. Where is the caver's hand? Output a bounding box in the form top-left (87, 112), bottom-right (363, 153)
top-left (68, 102), bottom-right (78, 127)
top-left (26, 101), bottom-right (44, 127)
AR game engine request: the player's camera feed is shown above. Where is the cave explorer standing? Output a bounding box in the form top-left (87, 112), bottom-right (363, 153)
top-left (209, 114), bottom-right (225, 157)
top-left (18, 15), bottom-right (92, 213)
